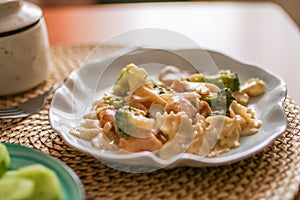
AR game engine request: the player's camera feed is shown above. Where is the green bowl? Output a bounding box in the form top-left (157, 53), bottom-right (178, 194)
top-left (3, 142), bottom-right (85, 200)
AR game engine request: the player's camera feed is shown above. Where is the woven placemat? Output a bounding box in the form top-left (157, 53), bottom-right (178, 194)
top-left (1, 45), bottom-right (300, 200)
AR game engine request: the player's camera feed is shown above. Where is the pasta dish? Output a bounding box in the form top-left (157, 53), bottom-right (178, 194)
top-left (70, 63), bottom-right (265, 158)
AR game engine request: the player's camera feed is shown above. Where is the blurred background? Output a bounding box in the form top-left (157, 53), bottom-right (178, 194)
top-left (28, 0), bottom-right (300, 27)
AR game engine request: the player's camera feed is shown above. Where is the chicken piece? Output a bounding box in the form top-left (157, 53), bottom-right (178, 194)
top-left (96, 107), bottom-right (116, 128)
top-left (164, 96), bottom-right (197, 118)
top-left (158, 66), bottom-right (192, 86)
top-left (170, 80), bottom-right (213, 98)
top-left (119, 135), bottom-right (163, 152)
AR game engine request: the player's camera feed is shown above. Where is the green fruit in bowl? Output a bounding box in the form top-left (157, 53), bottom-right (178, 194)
top-left (0, 143), bottom-right (64, 200)
top-left (0, 173), bottom-right (35, 200)
top-left (10, 164), bottom-right (63, 200)
top-left (0, 143), bottom-right (10, 177)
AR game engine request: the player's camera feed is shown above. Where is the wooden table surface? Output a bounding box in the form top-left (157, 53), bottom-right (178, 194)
top-left (42, 2), bottom-right (300, 198)
top-left (42, 2), bottom-right (300, 105)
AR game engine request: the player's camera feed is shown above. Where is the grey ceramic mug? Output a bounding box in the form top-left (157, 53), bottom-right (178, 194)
top-left (0, 0), bottom-right (51, 96)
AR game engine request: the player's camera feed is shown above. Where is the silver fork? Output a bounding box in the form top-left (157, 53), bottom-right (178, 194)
top-left (0, 83), bottom-right (62, 119)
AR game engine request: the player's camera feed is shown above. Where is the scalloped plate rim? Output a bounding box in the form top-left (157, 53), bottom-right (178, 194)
top-left (49, 47), bottom-right (287, 168)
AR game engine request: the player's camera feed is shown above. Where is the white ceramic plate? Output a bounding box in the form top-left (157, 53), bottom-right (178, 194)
top-left (49, 48), bottom-right (287, 170)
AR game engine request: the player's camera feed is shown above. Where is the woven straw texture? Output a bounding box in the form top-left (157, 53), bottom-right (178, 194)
top-left (1, 45), bottom-right (300, 200)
